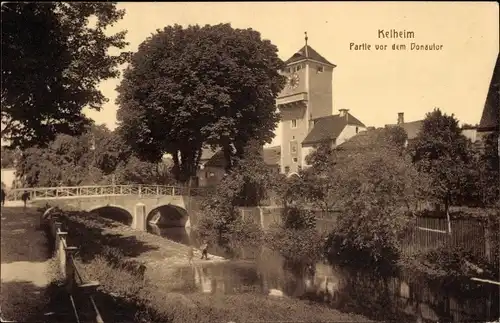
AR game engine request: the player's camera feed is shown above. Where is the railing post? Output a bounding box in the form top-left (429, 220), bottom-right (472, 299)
top-left (64, 246), bottom-right (79, 293)
top-left (57, 232), bottom-right (68, 273)
top-left (172, 186), bottom-right (175, 196)
top-left (139, 185), bottom-right (142, 198)
top-left (156, 186), bottom-right (159, 196)
top-left (79, 281), bottom-right (104, 323)
top-left (53, 221), bottom-right (62, 240)
top-left (120, 185), bottom-right (123, 195)
top-left (56, 187), bottom-right (59, 198)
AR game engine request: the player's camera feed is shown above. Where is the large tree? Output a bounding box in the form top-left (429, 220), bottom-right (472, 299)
top-left (1, 2), bottom-right (130, 149)
top-left (410, 108), bottom-right (474, 213)
top-left (116, 23), bottom-right (286, 183)
top-left (309, 128), bottom-right (427, 265)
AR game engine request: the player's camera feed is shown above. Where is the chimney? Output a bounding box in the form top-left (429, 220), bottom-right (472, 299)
top-left (397, 112), bottom-right (404, 125)
top-left (339, 109), bottom-right (349, 121)
top-left (308, 113), bottom-right (314, 129)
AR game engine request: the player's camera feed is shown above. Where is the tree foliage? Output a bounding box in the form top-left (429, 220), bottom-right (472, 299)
top-left (197, 141), bottom-right (275, 247)
top-left (1, 2), bottom-right (130, 148)
top-left (1, 146), bottom-right (21, 168)
top-left (468, 132), bottom-right (499, 207)
top-left (410, 108), bottom-right (475, 212)
top-left (15, 124), bottom-right (173, 187)
top-left (302, 129), bottom-right (428, 266)
top-left (116, 23), bottom-right (286, 182)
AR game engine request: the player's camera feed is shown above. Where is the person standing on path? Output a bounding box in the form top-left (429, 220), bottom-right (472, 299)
top-left (1, 188), bottom-right (5, 206)
top-left (21, 191), bottom-right (30, 208)
top-left (200, 240), bottom-right (209, 260)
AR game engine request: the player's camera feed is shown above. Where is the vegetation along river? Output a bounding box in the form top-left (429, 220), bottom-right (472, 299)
top-left (145, 222), bottom-right (499, 323)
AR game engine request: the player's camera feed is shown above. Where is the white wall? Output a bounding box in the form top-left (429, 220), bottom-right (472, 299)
top-left (1, 168), bottom-right (17, 190)
top-left (336, 125), bottom-right (367, 146)
top-left (301, 146), bottom-right (315, 167)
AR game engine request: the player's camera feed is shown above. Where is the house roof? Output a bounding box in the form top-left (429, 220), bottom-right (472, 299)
top-left (204, 150), bottom-right (225, 168)
top-left (200, 147), bottom-right (218, 162)
top-left (386, 120), bottom-right (424, 140)
top-left (302, 113), bottom-right (366, 146)
top-left (285, 45), bottom-right (336, 67)
top-left (478, 53), bottom-right (499, 132)
top-left (336, 128), bottom-right (390, 152)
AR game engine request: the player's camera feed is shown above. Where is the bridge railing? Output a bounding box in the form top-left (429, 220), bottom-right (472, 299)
top-left (6, 184), bottom-right (203, 201)
top-left (5, 185), bottom-right (216, 201)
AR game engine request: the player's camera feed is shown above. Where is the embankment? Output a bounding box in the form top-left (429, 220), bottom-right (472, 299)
top-left (49, 208), bottom-right (373, 323)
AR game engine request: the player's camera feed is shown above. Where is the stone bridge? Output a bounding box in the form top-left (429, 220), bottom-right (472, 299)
top-left (7, 185), bottom-right (208, 231)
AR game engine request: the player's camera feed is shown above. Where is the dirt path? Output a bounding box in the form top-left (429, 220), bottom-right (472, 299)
top-left (1, 207), bottom-right (52, 322)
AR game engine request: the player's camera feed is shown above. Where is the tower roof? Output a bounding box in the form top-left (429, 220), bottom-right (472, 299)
top-left (478, 53), bottom-right (499, 132)
top-left (284, 45), bottom-right (336, 67)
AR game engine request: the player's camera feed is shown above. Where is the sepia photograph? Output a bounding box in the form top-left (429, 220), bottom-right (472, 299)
top-left (1, 2), bottom-right (499, 322)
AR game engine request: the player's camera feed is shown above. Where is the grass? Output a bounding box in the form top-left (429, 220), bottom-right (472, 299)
top-left (50, 209), bottom-right (374, 323)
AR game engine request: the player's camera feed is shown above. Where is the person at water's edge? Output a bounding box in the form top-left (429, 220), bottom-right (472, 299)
top-left (200, 240), bottom-right (209, 260)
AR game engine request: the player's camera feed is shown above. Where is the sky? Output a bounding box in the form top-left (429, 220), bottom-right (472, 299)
top-left (83, 2), bottom-right (498, 147)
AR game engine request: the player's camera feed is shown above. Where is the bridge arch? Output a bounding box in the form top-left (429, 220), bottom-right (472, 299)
top-left (87, 205), bottom-right (133, 226)
top-left (146, 204), bottom-right (189, 228)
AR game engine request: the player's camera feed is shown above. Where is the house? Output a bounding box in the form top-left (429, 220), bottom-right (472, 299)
top-left (275, 36), bottom-right (367, 175)
top-left (386, 112), bottom-right (483, 147)
top-left (196, 145), bottom-right (282, 187)
top-left (384, 112), bottom-right (424, 147)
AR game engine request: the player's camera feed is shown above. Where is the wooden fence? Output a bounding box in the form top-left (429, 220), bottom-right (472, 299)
top-left (238, 206), bottom-right (497, 260)
top-left (45, 211), bottom-right (104, 323)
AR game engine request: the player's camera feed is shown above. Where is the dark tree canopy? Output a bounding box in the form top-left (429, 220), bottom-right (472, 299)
top-left (410, 108), bottom-right (473, 211)
top-left (1, 2), bottom-right (130, 149)
top-left (116, 23), bottom-right (286, 183)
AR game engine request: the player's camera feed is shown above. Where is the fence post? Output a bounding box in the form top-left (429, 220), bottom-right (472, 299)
top-left (139, 185), bottom-right (142, 198)
top-left (484, 221), bottom-right (491, 262)
top-left (156, 186), bottom-right (159, 196)
top-left (120, 185), bottom-right (123, 195)
top-left (172, 186), bottom-right (176, 196)
top-left (64, 247), bottom-right (78, 294)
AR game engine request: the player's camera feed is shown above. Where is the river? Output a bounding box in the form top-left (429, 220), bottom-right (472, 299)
top-left (147, 223), bottom-right (499, 323)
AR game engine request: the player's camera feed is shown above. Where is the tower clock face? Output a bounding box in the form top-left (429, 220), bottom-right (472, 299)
top-left (287, 73), bottom-right (300, 90)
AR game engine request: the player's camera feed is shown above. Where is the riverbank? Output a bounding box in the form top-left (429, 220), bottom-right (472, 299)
top-left (55, 210), bottom-right (373, 322)
top-left (0, 207), bottom-right (52, 321)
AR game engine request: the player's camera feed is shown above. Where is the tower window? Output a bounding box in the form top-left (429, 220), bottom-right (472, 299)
top-left (317, 66), bottom-right (324, 73)
top-left (285, 67), bottom-right (291, 73)
top-left (291, 119), bottom-right (297, 128)
top-left (290, 140), bottom-right (298, 155)
top-left (295, 64), bottom-right (302, 72)
top-left (293, 157), bottom-right (298, 163)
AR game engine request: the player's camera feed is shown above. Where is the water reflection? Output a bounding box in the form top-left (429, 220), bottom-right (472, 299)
top-left (149, 225), bottom-right (499, 323)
